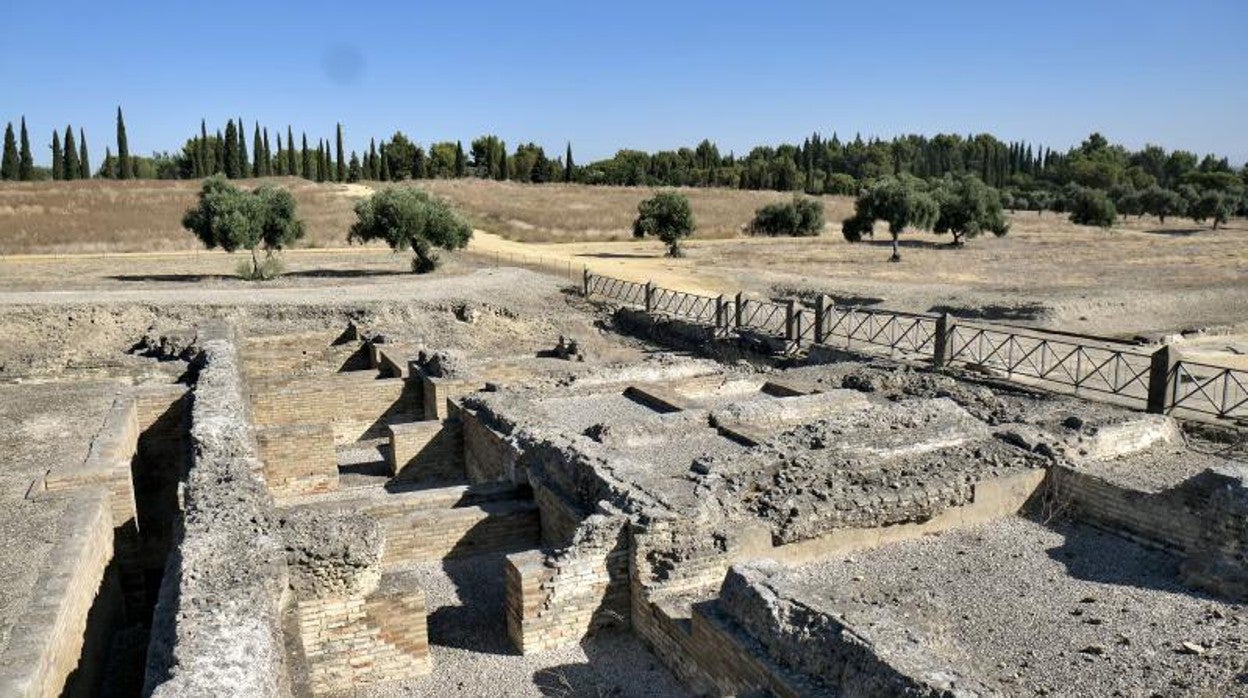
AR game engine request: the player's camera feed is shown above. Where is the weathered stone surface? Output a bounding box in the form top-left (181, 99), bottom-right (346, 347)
top-left (144, 326), bottom-right (290, 698)
top-left (279, 509), bottom-right (384, 599)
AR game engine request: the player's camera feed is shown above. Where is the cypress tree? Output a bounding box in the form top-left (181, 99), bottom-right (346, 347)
top-left (412, 146), bottom-right (426, 179)
top-left (299, 134), bottom-right (310, 179)
top-left (454, 140), bottom-right (466, 177)
top-left (368, 139), bottom-right (378, 180)
top-left (237, 119), bottom-right (249, 176)
top-left (497, 142), bottom-right (508, 181)
top-left (262, 128), bottom-right (272, 176)
top-left (287, 126), bottom-right (296, 175)
top-left (223, 120), bottom-right (239, 177)
top-left (116, 107), bottom-right (130, 180)
top-left (275, 133), bottom-right (284, 176)
top-left (78, 128), bottom-right (89, 179)
top-left (102, 146), bottom-right (114, 178)
top-left (51, 130), bottom-right (63, 180)
top-left (253, 124), bottom-right (263, 177)
top-left (196, 120), bottom-right (208, 177)
top-left (214, 129), bottom-right (225, 174)
top-left (1, 123), bottom-right (17, 180)
top-left (564, 142), bottom-right (574, 183)
top-left (318, 140), bottom-right (327, 182)
top-left (19, 117), bottom-right (33, 181)
top-left (379, 143), bottom-right (390, 181)
top-left (336, 123), bottom-right (346, 182)
top-left (348, 151), bottom-right (361, 182)
top-left (63, 127), bottom-right (79, 181)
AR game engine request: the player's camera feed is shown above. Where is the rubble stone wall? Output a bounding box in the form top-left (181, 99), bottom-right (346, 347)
top-left (144, 326), bottom-right (290, 698)
top-left (463, 409), bottom-right (520, 483)
top-left (1183, 465), bottom-right (1248, 601)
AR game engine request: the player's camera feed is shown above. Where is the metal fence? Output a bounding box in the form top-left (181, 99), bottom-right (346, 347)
top-left (580, 270), bottom-right (1247, 424)
top-left (946, 322), bottom-right (1153, 404)
top-left (1169, 360), bottom-right (1248, 420)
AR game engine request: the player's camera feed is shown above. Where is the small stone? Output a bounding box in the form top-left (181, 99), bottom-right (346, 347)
top-left (1078, 645), bottom-right (1105, 656)
top-left (1178, 642), bottom-right (1205, 655)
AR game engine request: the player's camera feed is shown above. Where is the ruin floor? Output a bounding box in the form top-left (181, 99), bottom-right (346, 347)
top-left (752, 516), bottom-right (1247, 696)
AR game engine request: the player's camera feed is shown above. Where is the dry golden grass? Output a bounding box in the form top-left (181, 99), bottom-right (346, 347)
top-left (0, 178), bottom-right (362, 254)
top-left (415, 178), bottom-right (856, 242)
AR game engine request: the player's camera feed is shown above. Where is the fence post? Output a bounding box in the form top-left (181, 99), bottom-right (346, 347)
top-left (645, 282), bottom-right (655, 313)
top-left (734, 292), bottom-right (744, 330)
top-left (1146, 344), bottom-right (1175, 414)
top-left (785, 300), bottom-right (797, 347)
top-left (716, 295), bottom-right (726, 335)
top-left (582, 268), bottom-right (591, 296)
top-left (933, 313), bottom-right (954, 366)
top-left (814, 295), bottom-right (827, 344)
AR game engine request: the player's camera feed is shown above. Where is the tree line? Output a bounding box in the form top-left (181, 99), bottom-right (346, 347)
top-left (4, 111), bottom-right (1245, 227)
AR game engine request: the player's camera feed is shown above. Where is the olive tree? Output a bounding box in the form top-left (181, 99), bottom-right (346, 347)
top-left (348, 187), bottom-right (472, 272)
top-left (182, 175), bottom-right (305, 279)
top-left (841, 176), bottom-right (939, 261)
top-left (1067, 187), bottom-right (1117, 228)
top-left (1139, 185), bottom-right (1186, 224)
top-left (1191, 190), bottom-right (1234, 230)
top-left (933, 175), bottom-right (1009, 245)
top-left (633, 191), bottom-right (695, 257)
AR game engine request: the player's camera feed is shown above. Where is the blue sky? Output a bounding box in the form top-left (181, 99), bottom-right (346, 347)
top-left (3, 0), bottom-right (1246, 167)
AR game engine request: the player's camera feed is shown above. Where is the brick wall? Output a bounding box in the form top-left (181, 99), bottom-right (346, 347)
top-left (296, 589), bottom-right (430, 695)
top-left (0, 490), bottom-right (118, 698)
top-left (419, 374), bottom-right (479, 421)
top-left (250, 372), bottom-right (421, 444)
top-left (389, 419), bottom-right (464, 485)
top-left (534, 482), bottom-right (585, 548)
top-left (504, 515), bottom-right (630, 655)
top-left (255, 423), bottom-right (339, 498)
top-left (381, 500), bottom-right (540, 569)
top-left (1049, 465), bottom-right (1206, 553)
top-left (241, 332), bottom-right (368, 380)
top-left (132, 385), bottom-right (190, 582)
top-left (463, 410), bottom-right (520, 484)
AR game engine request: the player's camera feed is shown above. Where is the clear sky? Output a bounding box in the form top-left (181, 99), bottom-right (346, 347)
top-left (3, 0), bottom-right (1246, 167)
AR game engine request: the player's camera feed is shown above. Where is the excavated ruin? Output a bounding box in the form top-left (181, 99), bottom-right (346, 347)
top-left (1, 269), bottom-right (1244, 697)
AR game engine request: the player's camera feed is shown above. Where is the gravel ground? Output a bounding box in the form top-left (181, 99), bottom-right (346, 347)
top-left (346, 552), bottom-right (688, 698)
top-left (0, 380), bottom-right (121, 656)
top-left (780, 516), bottom-right (1247, 697)
top-left (1071, 441), bottom-right (1235, 493)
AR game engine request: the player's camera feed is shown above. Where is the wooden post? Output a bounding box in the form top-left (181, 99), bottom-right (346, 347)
top-left (1146, 344), bottom-right (1174, 414)
top-left (785, 300), bottom-right (797, 344)
top-left (814, 295), bottom-right (827, 344)
top-left (582, 268), bottom-right (591, 296)
top-left (933, 313), bottom-right (954, 366)
top-left (716, 295), bottom-right (726, 335)
top-left (645, 282), bottom-right (655, 313)
top-left (734, 292), bottom-right (744, 330)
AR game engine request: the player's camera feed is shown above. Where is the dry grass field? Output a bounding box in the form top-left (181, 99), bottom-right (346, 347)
top-left (416, 178), bottom-right (856, 242)
top-left (1, 178), bottom-right (1244, 342)
top-left (0, 178), bottom-right (361, 254)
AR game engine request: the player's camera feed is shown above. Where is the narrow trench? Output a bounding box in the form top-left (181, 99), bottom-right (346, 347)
top-left (63, 388), bottom-right (191, 698)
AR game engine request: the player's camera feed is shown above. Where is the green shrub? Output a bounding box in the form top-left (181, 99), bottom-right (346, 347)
top-left (748, 197), bottom-right (824, 237)
top-left (1067, 187), bottom-right (1117, 228)
top-left (182, 175), bottom-right (304, 279)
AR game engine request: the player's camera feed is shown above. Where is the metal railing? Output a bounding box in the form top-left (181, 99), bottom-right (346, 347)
top-left (946, 322), bottom-right (1152, 404)
top-left (579, 270), bottom-right (1247, 424)
top-left (1169, 360), bottom-right (1248, 420)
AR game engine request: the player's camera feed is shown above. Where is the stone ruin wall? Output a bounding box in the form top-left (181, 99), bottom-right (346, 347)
top-left (143, 325), bottom-right (291, 698)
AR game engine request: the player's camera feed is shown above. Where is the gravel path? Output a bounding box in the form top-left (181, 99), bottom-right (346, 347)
top-left (780, 516), bottom-right (1247, 696)
top-left (349, 552), bottom-right (688, 698)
